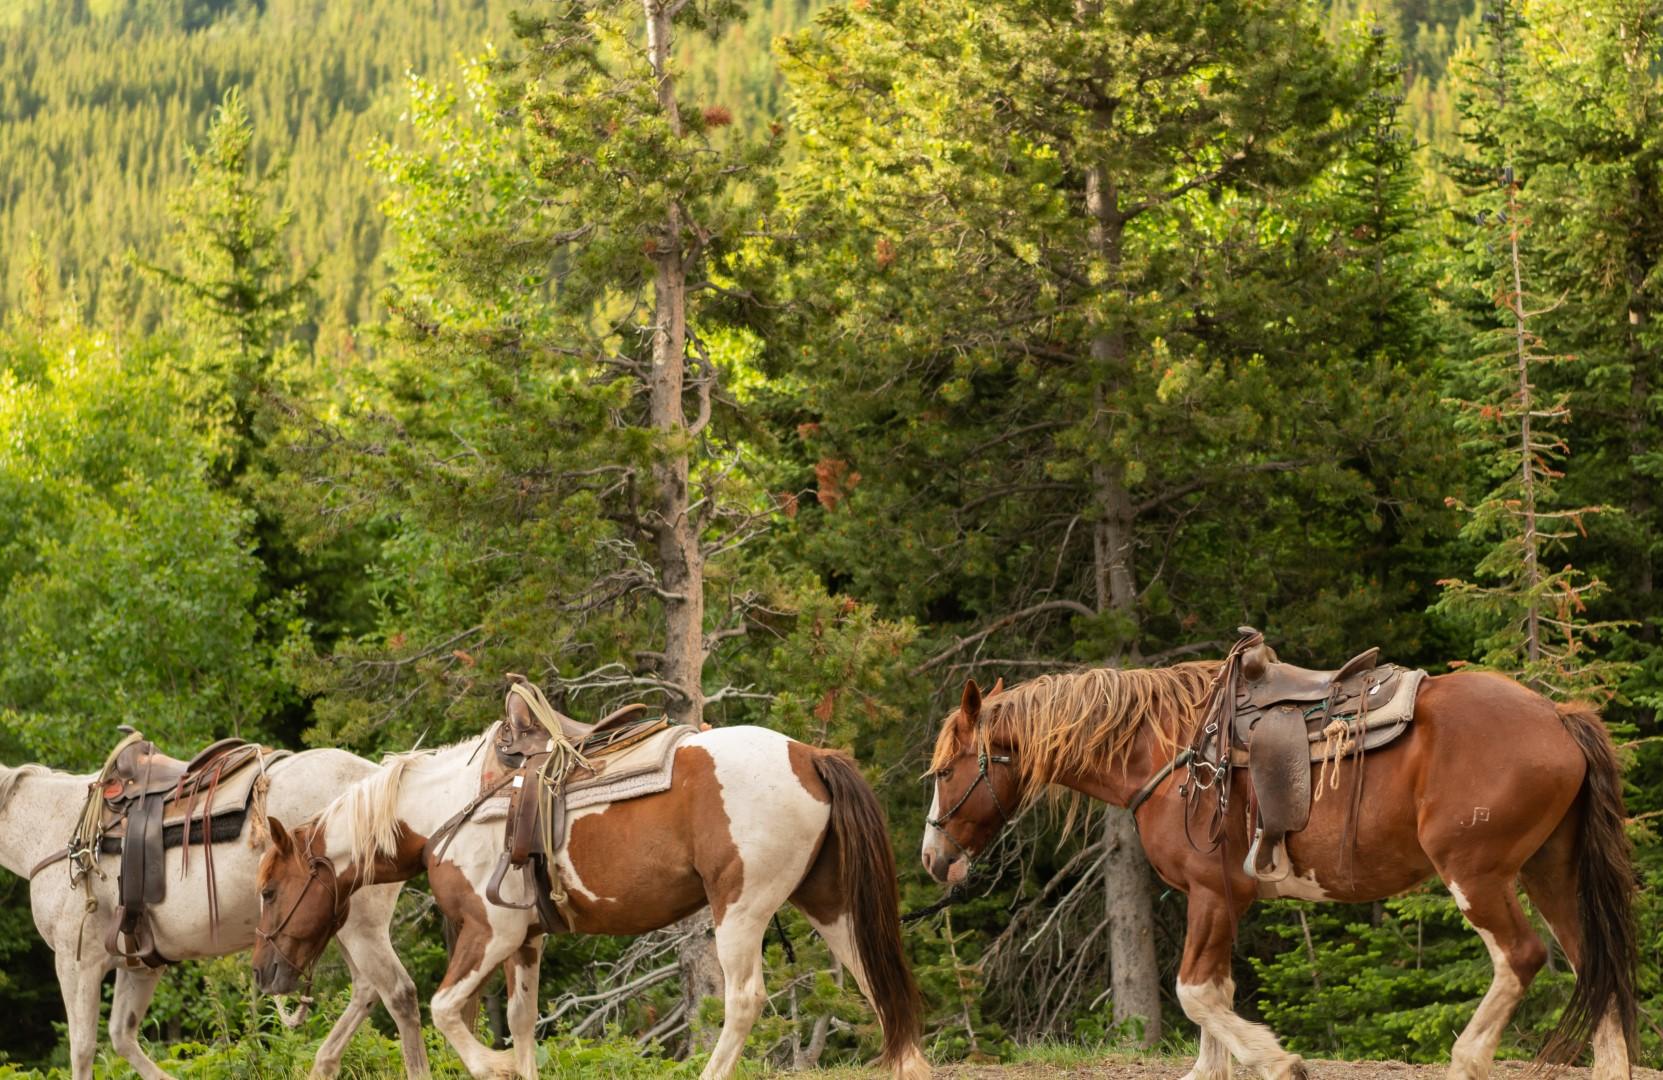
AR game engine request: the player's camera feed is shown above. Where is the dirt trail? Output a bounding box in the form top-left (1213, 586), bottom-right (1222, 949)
top-left (930, 1060), bottom-right (1661, 1080)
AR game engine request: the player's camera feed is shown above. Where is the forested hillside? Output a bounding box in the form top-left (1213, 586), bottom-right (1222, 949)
top-left (1, 0), bottom-right (1660, 1076)
top-left (0, 0), bottom-right (818, 340)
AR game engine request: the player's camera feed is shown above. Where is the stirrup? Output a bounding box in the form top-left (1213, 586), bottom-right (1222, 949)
top-left (1244, 829), bottom-right (1293, 884)
top-left (485, 852), bottom-right (535, 910)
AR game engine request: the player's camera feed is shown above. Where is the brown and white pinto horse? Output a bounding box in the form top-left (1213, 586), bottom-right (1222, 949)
top-left (921, 666), bottom-right (1637, 1080)
top-left (251, 718), bottom-right (930, 1080)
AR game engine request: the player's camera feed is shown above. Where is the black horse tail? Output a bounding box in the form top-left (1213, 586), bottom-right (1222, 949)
top-left (1540, 702), bottom-right (1637, 1065)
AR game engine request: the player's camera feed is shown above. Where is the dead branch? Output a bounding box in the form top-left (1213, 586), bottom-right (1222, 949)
top-left (912, 600), bottom-right (1098, 675)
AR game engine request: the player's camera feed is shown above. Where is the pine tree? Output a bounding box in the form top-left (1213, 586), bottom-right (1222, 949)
top-left (140, 87), bottom-right (315, 480)
top-left (773, 0), bottom-right (1450, 1044)
top-left (270, 6), bottom-right (916, 1059)
top-left (1434, 0), bottom-right (1631, 696)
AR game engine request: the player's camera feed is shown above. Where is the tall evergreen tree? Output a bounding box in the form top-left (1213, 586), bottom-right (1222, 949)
top-left (142, 87), bottom-right (315, 478)
top-left (270, 6), bottom-right (916, 1059)
top-left (774, 0), bottom-right (1451, 1043)
top-left (1435, 0), bottom-right (1630, 695)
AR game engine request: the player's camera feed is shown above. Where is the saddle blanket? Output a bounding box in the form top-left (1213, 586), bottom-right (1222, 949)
top-left (476, 724), bottom-right (697, 825)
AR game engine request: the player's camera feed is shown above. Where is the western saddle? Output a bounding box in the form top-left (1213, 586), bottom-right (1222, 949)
top-left (32, 728), bottom-right (284, 967)
top-left (1162, 627), bottom-right (1422, 882)
top-left (428, 676), bottom-right (682, 934)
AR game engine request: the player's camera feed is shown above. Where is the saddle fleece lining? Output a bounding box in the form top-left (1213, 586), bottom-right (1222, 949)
top-left (99, 811), bottom-right (248, 855)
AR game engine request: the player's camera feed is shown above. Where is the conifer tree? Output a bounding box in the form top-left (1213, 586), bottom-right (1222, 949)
top-left (1435, 0), bottom-right (1630, 696)
top-left (773, 0), bottom-right (1449, 1044)
top-left (273, 4), bottom-right (914, 1056)
top-left (141, 87), bottom-right (315, 480)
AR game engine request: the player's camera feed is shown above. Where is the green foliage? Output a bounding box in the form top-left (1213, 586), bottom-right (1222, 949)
top-left (1250, 893), bottom-right (1575, 1061)
top-left (140, 87), bottom-right (316, 476)
top-left (0, 318), bottom-right (274, 765)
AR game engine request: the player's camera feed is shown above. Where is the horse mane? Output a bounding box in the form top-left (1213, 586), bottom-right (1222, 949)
top-left (929, 662), bottom-right (1219, 808)
top-left (316, 733), bottom-right (487, 882)
top-left (0, 763), bottom-right (52, 812)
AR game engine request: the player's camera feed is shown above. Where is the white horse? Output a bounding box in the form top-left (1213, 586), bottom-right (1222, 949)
top-left (0, 751), bottom-right (430, 1080)
top-left (252, 705), bottom-right (931, 1080)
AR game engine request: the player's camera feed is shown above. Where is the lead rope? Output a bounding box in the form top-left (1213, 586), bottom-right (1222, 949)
top-left (505, 682), bottom-right (595, 918)
top-left (68, 732), bottom-right (145, 961)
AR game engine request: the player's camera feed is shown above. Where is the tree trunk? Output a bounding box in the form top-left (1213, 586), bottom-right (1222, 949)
top-left (643, 0), bottom-right (721, 1052)
top-left (677, 910), bottom-right (725, 1051)
top-left (644, 0), bottom-right (704, 729)
top-left (1077, 11), bottom-right (1162, 1041)
top-left (1628, 297), bottom-right (1654, 642)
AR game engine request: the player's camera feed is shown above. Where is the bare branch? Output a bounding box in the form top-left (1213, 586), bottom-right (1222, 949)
top-left (912, 600), bottom-right (1098, 675)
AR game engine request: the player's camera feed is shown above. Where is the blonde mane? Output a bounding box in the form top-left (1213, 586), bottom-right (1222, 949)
top-left (930, 662), bottom-right (1219, 808)
top-left (0, 763), bottom-right (53, 812)
top-left (316, 734), bottom-right (487, 882)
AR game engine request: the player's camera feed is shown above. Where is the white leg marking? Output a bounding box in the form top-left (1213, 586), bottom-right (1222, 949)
top-left (1590, 1006), bottom-right (1630, 1080)
top-left (698, 907), bottom-right (771, 1080)
top-left (1447, 926), bottom-right (1523, 1080)
top-left (1178, 979), bottom-right (1300, 1080)
top-left (506, 947), bottom-right (540, 1080)
top-left (806, 913), bottom-right (930, 1079)
top-left (1447, 881), bottom-right (1472, 913)
top-left (431, 932), bottom-right (527, 1080)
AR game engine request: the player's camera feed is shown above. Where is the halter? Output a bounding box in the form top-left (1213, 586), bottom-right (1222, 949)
top-left (926, 741), bottom-right (1014, 866)
top-left (256, 842), bottom-right (348, 980)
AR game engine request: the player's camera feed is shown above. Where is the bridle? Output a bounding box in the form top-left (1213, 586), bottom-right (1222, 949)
top-left (256, 841), bottom-right (348, 980)
top-left (926, 741), bottom-right (1014, 866)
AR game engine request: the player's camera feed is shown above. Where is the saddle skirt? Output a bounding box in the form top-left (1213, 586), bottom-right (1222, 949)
top-left (100, 742), bottom-right (283, 842)
top-left (475, 721), bottom-right (697, 822)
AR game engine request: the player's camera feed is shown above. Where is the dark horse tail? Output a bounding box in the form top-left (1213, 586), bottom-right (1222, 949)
top-left (1541, 702), bottom-right (1637, 1065)
top-left (811, 750), bottom-right (924, 1073)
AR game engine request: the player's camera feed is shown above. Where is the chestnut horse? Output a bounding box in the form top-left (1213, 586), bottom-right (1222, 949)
top-left (251, 714), bottom-right (930, 1080)
top-left (920, 666), bottom-right (1636, 1080)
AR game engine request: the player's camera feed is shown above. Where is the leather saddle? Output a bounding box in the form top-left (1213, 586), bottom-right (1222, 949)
top-left (1200, 628), bottom-right (1418, 882)
top-left (480, 677), bottom-right (674, 933)
top-left (41, 729), bottom-right (282, 967)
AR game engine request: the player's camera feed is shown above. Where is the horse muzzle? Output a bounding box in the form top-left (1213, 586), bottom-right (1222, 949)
top-left (253, 953), bottom-right (301, 995)
top-left (921, 848), bottom-right (968, 886)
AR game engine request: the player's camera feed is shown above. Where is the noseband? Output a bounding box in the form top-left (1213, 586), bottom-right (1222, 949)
top-left (927, 743), bottom-right (1014, 866)
top-left (257, 847), bottom-right (347, 978)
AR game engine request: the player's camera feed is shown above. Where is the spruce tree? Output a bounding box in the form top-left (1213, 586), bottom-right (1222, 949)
top-left (774, 0), bottom-right (1449, 1044)
top-left (1435, 0), bottom-right (1630, 696)
top-left (141, 87), bottom-right (315, 479)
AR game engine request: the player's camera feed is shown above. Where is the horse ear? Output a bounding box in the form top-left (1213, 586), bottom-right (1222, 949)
top-left (268, 816), bottom-right (293, 857)
top-left (989, 676), bottom-right (1005, 696)
top-left (957, 678), bottom-right (982, 738)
